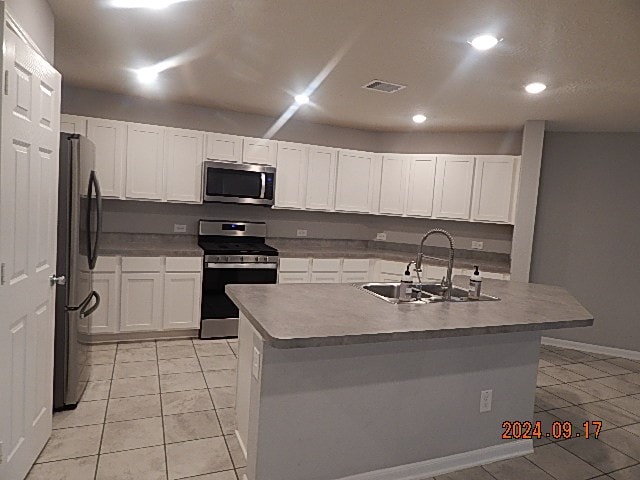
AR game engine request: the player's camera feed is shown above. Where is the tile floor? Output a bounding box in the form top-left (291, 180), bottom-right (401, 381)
top-left (28, 341), bottom-right (640, 480)
top-left (28, 338), bottom-right (244, 480)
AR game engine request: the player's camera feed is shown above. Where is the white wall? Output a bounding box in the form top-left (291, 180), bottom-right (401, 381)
top-left (4, 0), bottom-right (54, 62)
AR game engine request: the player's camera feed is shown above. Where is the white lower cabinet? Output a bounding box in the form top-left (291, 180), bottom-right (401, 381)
top-left (278, 272), bottom-right (311, 284)
top-left (163, 272), bottom-right (202, 329)
top-left (310, 272), bottom-right (341, 283)
top-left (91, 256), bottom-right (201, 335)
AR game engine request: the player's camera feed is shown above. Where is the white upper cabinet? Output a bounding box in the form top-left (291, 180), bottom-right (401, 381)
top-left (86, 118), bottom-right (127, 198)
top-left (471, 156), bottom-right (519, 224)
top-left (433, 155), bottom-right (475, 220)
top-left (205, 132), bottom-right (243, 163)
top-left (275, 142), bottom-right (308, 209)
top-left (125, 123), bottom-right (165, 200)
top-left (243, 138), bottom-right (277, 166)
top-left (164, 127), bottom-right (204, 203)
top-left (305, 146), bottom-right (337, 211)
top-left (335, 149), bottom-right (382, 213)
top-left (405, 155), bottom-right (437, 217)
top-left (379, 155), bottom-right (409, 215)
top-left (60, 114), bottom-right (86, 135)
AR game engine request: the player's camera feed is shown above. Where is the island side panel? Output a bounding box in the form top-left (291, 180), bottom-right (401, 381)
top-left (252, 331), bottom-right (540, 480)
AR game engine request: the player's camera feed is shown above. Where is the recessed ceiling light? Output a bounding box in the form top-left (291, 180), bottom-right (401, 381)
top-left (525, 82), bottom-right (547, 94)
top-left (294, 94), bottom-right (310, 105)
top-left (136, 67), bottom-right (159, 84)
top-left (109, 0), bottom-right (184, 9)
top-left (469, 35), bottom-right (500, 51)
top-left (412, 114), bottom-right (427, 124)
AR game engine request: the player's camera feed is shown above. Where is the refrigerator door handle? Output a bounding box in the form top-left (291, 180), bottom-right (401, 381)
top-left (66, 290), bottom-right (93, 312)
top-left (87, 170), bottom-right (102, 270)
top-left (80, 290), bottom-right (100, 319)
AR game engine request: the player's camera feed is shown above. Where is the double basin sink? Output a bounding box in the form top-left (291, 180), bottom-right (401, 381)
top-left (354, 282), bottom-right (500, 304)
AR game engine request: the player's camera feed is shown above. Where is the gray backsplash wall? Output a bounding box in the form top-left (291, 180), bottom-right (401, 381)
top-left (103, 199), bottom-right (514, 254)
top-left (531, 132), bottom-right (640, 352)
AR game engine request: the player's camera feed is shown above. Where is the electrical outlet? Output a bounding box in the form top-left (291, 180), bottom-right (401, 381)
top-left (376, 232), bottom-right (387, 241)
top-left (296, 229), bottom-right (308, 237)
top-left (174, 224), bottom-right (187, 233)
top-left (471, 241), bottom-right (484, 250)
top-left (252, 347), bottom-right (261, 380)
top-left (480, 389), bottom-right (493, 412)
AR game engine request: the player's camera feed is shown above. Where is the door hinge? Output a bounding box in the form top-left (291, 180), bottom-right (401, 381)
top-left (3, 71), bottom-right (8, 95)
top-left (0, 263), bottom-right (5, 285)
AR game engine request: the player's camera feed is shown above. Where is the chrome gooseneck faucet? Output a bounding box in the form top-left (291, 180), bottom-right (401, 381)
top-left (414, 229), bottom-right (455, 301)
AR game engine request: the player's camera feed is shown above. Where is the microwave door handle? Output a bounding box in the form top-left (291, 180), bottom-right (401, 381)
top-left (260, 173), bottom-right (266, 199)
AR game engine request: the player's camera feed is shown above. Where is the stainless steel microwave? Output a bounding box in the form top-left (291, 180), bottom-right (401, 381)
top-left (203, 161), bottom-right (276, 206)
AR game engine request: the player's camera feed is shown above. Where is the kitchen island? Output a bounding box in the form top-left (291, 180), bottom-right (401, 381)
top-left (226, 278), bottom-right (593, 480)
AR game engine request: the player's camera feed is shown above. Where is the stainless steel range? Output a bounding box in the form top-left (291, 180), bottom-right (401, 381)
top-left (198, 220), bottom-right (278, 338)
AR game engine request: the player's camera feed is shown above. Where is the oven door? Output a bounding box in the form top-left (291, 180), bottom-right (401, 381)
top-left (201, 262), bottom-right (278, 338)
top-left (203, 161), bottom-right (275, 206)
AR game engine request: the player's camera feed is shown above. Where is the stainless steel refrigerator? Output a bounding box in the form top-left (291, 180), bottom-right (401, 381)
top-left (53, 133), bottom-right (102, 410)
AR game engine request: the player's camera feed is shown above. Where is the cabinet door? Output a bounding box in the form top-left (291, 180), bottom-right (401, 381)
top-left (87, 118), bottom-right (126, 198)
top-left (433, 155), bottom-right (475, 220)
top-left (275, 142), bottom-right (307, 209)
top-left (163, 272), bottom-right (201, 329)
top-left (60, 114), bottom-right (86, 135)
top-left (335, 150), bottom-right (381, 213)
top-left (205, 132), bottom-right (243, 163)
top-left (471, 156), bottom-right (518, 223)
top-left (243, 138), bottom-right (277, 166)
top-left (90, 272), bottom-right (119, 334)
top-left (120, 272), bottom-right (163, 331)
top-left (379, 155), bottom-right (409, 215)
top-left (305, 146), bottom-right (337, 211)
top-left (278, 272), bottom-right (310, 284)
top-left (405, 155), bottom-right (436, 217)
top-left (164, 127), bottom-right (204, 203)
top-left (126, 123), bottom-right (165, 200)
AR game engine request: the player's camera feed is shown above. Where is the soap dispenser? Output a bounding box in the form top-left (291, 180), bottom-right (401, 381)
top-left (468, 265), bottom-right (482, 300)
top-left (399, 268), bottom-right (413, 302)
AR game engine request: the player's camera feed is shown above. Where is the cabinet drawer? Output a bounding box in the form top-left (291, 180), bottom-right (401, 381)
top-left (311, 258), bottom-right (341, 272)
top-left (341, 272), bottom-right (369, 283)
top-left (342, 259), bottom-right (370, 272)
top-left (278, 258), bottom-right (310, 272)
top-left (121, 256), bottom-right (163, 272)
top-left (311, 272), bottom-right (340, 283)
top-left (94, 256), bottom-right (119, 272)
top-left (278, 272), bottom-right (310, 283)
top-left (165, 257), bottom-right (202, 272)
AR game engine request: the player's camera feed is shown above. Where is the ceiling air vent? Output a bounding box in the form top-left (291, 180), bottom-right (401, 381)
top-left (362, 79), bottom-right (407, 93)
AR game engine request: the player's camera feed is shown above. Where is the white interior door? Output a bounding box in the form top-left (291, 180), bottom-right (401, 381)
top-left (0, 16), bottom-right (61, 480)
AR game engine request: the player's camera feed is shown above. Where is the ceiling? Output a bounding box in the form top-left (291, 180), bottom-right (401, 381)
top-left (49, 0), bottom-right (640, 132)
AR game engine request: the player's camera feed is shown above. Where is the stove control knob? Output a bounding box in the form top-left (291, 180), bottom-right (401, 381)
top-left (239, 256), bottom-right (244, 263)
top-left (262, 256), bottom-right (269, 262)
top-left (254, 256), bottom-right (259, 262)
top-left (224, 256), bottom-right (229, 262)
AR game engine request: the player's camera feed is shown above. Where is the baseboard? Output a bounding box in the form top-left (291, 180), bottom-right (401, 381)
top-left (86, 329), bottom-right (199, 344)
top-left (334, 440), bottom-right (532, 480)
top-left (542, 337), bottom-right (640, 361)
top-left (235, 429), bottom-right (247, 460)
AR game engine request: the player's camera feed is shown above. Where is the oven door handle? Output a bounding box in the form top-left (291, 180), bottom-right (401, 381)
top-left (205, 262), bottom-right (278, 270)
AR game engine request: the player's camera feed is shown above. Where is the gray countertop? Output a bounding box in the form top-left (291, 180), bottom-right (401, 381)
top-left (98, 234), bottom-right (509, 273)
top-left (226, 277), bottom-right (593, 349)
top-left (100, 233), bottom-right (203, 257)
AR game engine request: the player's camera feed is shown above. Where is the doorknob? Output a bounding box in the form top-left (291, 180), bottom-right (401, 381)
top-left (49, 274), bottom-right (66, 286)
